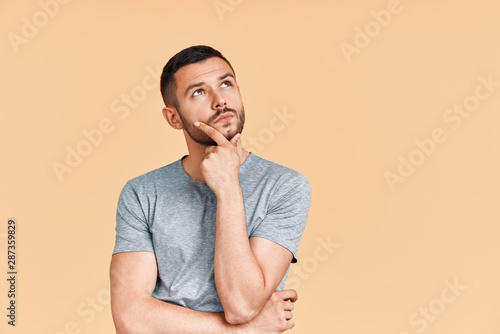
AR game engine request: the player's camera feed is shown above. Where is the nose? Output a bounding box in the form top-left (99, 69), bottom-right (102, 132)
top-left (212, 90), bottom-right (227, 110)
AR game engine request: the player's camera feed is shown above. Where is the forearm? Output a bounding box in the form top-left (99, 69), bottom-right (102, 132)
top-left (214, 184), bottom-right (269, 323)
top-left (114, 294), bottom-right (244, 334)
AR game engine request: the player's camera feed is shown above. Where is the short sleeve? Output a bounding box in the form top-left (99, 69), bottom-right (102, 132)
top-left (112, 180), bottom-right (154, 255)
top-left (250, 172), bottom-right (311, 263)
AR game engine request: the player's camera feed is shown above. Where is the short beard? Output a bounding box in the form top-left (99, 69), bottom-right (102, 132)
top-left (177, 106), bottom-right (245, 146)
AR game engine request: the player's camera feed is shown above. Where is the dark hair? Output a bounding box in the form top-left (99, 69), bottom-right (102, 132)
top-left (160, 45), bottom-right (235, 109)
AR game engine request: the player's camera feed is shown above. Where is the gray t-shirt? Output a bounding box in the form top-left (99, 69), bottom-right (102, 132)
top-left (112, 151), bottom-right (311, 313)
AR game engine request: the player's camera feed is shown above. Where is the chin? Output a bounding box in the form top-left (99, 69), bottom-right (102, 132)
top-left (215, 122), bottom-right (236, 134)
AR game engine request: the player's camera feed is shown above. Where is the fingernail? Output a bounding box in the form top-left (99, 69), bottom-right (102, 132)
top-left (194, 121), bottom-right (200, 127)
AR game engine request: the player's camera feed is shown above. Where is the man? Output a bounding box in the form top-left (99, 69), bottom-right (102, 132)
top-left (110, 45), bottom-right (311, 333)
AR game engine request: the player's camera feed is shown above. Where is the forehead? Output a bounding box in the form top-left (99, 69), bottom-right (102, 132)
top-left (174, 57), bottom-right (235, 89)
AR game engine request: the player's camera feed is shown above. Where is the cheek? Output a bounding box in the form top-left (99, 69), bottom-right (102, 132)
top-left (227, 92), bottom-right (243, 107)
top-left (188, 97), bottom-right (211, 110)
top-left (180, 102), bottom-right (212, 123)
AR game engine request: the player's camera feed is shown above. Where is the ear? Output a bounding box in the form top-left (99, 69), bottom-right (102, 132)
top-left (162, 106), bottom-right (183, 130)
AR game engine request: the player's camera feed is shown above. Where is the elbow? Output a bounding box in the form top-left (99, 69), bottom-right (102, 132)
top-left (113, 311), bottom-right (137, 334)
top-left (225, 310), bottom-right (256, 325)
top-left (114, 323), bottom-right (131, 334)
top-left (112, 302), bottom-right (149, 334)
top-left (219, 283), bottom-right (267, 324)
top-left (114, 312), bottom-right (149, 334)
top-left (113, 316), bottom-right (131, 334)
top-left (224, 302), bottom-right (261, 325)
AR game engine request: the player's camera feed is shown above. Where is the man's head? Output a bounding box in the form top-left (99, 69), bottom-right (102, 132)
top-left (160, 45), bottom-right (245, 146)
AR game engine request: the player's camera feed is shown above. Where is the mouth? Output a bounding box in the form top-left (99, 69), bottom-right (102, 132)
top-left (215, 112), bottom-right (234, 124)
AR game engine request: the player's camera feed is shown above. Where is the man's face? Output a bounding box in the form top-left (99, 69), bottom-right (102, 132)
top-left (173, 57), bottom-right (245, 146)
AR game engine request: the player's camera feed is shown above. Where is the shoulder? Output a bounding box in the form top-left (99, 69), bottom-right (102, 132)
top-left (121, 158), bottom-right (182, 193)
top-left (248, 153), bottom-right (311, 196)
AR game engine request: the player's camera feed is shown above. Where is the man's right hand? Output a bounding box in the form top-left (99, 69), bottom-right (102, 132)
top-left (239, 289), bottom-right (298, 334)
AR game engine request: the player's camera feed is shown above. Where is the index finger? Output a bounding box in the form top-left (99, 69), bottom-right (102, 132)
top-left (194, 121), bottom-right (230, 146)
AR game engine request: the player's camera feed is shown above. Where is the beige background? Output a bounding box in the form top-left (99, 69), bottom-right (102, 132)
top-left (1, 0), bottom-right (499, 333)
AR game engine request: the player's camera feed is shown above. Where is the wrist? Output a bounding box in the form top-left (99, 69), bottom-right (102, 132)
top-left (214, 180), bottom-right (242, 199)
top-left (230, 323), bottom-right (250, 334)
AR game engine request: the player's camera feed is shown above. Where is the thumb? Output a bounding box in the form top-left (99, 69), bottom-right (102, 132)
top-left (236, 134), bottom-right (242, 153)
top-left (230, 133), bottom-right (241, 147)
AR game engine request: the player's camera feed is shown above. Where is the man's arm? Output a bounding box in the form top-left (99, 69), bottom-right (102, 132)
top-left (214, 185), bottom-right (294, 324)
top-left (194, 122), bottom-right (307, 325)
top-left (110, 251), bottom-right (297, 334)
top-left (110, 251), bottom-right (240, 334)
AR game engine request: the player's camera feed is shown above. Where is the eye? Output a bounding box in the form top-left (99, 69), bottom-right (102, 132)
top-left (192, 89), bottom-right (204, 97)
top-left (221, 81), bottom-right (232, 88)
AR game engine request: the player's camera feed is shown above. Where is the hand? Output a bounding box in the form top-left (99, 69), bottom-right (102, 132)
top-left (240, 289), bottom-right (298, 334)
top-left (194, 121), bottom-right (244, 194)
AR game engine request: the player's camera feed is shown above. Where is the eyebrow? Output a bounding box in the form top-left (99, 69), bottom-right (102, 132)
top-left (184, 72), bottom-right (235, 97)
